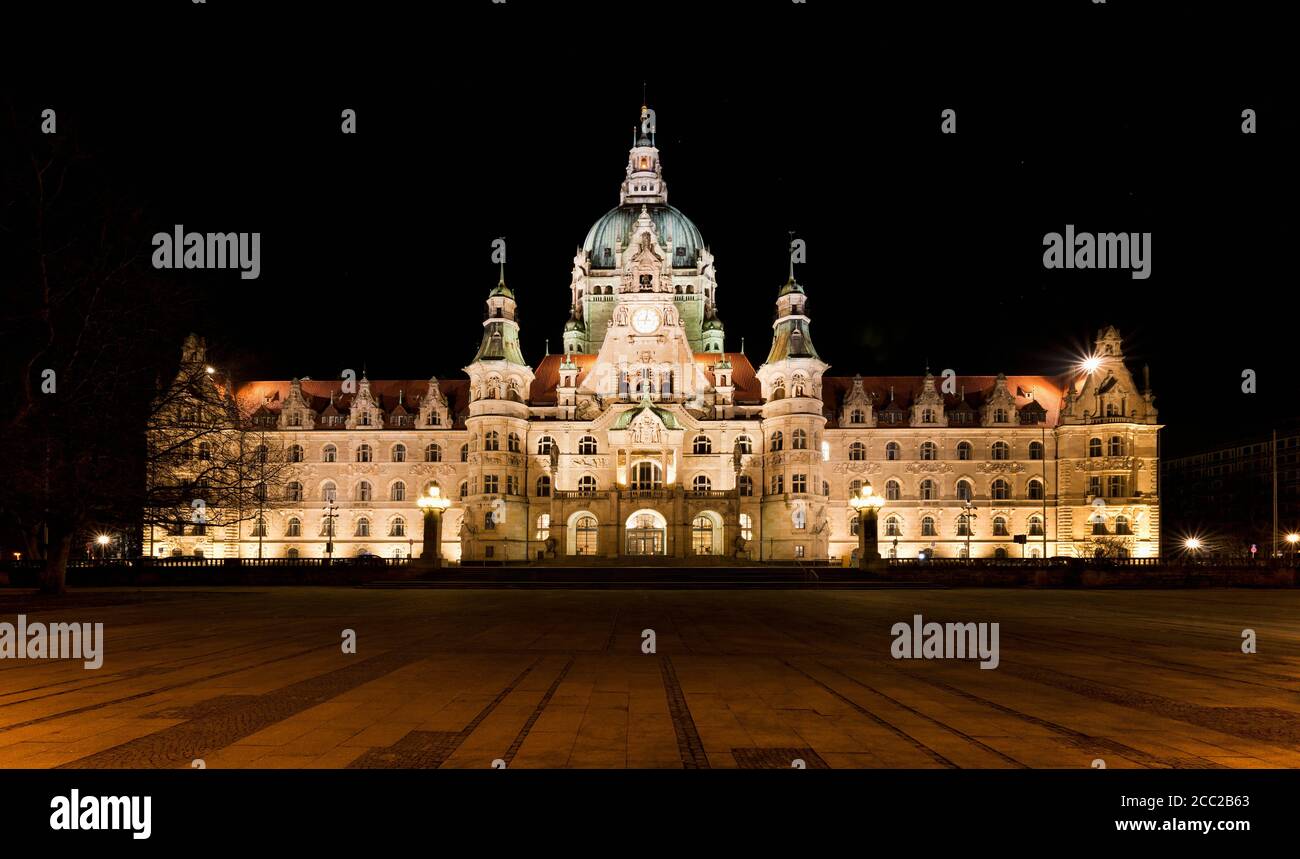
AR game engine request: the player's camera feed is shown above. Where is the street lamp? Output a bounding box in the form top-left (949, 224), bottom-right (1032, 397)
top-left (322, 502), bottom-right (338, 561)
top-left (1285, 532), bottom-right (1298, 564)
top-left (848, 483), bottom-right (886, 573)
top-left (417, 486), bottom-right (452, 570)
top-left (96, 533), bottom-right (111, 561)
top-left (961, 499), bottom-right (978, 561)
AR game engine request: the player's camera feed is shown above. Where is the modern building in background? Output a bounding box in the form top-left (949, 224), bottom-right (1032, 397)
top-left (147, 106), bottom-right (1163, 563)
top-left (1162, 419), bottom-right (1300, 557)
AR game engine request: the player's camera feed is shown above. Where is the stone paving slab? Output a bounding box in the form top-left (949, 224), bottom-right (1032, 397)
top-left (0, 587), bottom-right (1298, 768)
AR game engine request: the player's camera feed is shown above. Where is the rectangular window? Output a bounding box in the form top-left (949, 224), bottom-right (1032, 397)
top-left (792, 474), bottom-right (808, 494)
top-left (794, 545), bottom-right (805, 559)
top-left (484, 475), bottom-right (499, 494)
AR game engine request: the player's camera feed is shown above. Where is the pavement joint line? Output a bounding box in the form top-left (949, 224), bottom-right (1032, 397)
top-left (659, 656), bottom-right (709, 769)
top-left (779, 657), bottom-right (959, 769)
top-left (815, 659), bottom-right (1028, 768)
top-left (59, 638), bottom-right (444, 769)
top-left (879, 661), bottom-right (1219, 769)
top-left (502, 656), bottom-right (575, 766)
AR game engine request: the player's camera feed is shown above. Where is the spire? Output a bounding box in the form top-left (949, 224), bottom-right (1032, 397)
top-left (473, 266), bottom-right (527, 365)
top-left (621, 104), bottom-right (667, 205)
top-left (765, 258), bottom-right (820, 364)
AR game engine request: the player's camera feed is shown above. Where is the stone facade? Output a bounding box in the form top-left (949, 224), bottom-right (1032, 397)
top-left (148, 106), bottom-right (1163, 563)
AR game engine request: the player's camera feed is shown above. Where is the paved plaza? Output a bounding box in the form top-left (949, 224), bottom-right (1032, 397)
top-left (0, 586), bottom-right (1297, 769)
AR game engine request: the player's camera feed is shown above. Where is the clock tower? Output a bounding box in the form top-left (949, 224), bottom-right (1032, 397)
top-left (578, 206), bottom-right (712, 405)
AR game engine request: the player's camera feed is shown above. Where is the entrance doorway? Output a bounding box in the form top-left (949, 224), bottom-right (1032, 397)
top-left (625, 509), bottom-right (667, 556)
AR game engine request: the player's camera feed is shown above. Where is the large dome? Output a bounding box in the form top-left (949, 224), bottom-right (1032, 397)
top-left (582, 204), bottom-right (705, 269)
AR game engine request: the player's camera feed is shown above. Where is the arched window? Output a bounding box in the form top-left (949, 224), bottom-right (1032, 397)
top-left (1088, 438), bottom-right (1102, 458)
top-left (322, 481), bottom-right (337, 503)
top-left (1029, 515), bottom-right (1044, 536)
top-left (993, 516), bottom-right (1008, 536)
top-left (357, 481), bottom-right (373, 502)
top-left (535, 514), bottom-right (551, 541)
top-left (1029, 441), bottom-right (1044, 461)
top-left (991, 441), bottom-right (1010, 460)
top-left (286, 517), bottom-right (301, 537)
top-left (693, 435), bottom-right (712, 454)
top-left (885, 442), bottom-right (900, 461)
top-left (537, 436), bottom-right (555, 455)
top-left (630, 461), bottom-right (663, 491)
top-left (578, 436), bottom-right (598, 455)
top-left (1027, 479), bottom-right (1044, 500)
top-left (1115, 514), bottom-right (1131, 535)
top-left (286, 481), bottom-right (304, 502)
top-left (536, 475), bottom-right (551, 497)
top-left (691, 515), bottom-right (715, 555)
top-left (885, 480), bottom-right (901, 501)
top-left (957, 514), bottom-right (972, 536)
top-left (792, 429), bottom-right (808, 450)
top-left (957, 441), bottom-right (972, 461)
top-left (357, 444), bottom-right (372, 463)
top-left (484, 431), bottom-right (500, 451)
top-left (738, 475), bottom-right (754, 497)
top-left (849, 441), bottom-right (866, 461)
top-left (920, 441), bottom-right (938, 461)
top-left (769, 431), bottom-right (784, 452)
top-left (578, 475), bottom-right (597, 494)
top-left (390, 481), bottom-right (406, 501)
top-left (354, 517), bottom-right (370, 537)
top-left (849, 479), bottom-right (863, 497)
top-left (251, 516), bottom-right (267, 537)
top-left (692, 475), bottom-right (712, 493)
top-left (921, 516), bottom-right (936, 537)
top-left (956, 479), bottom-right (973, 502)
top-left (920, 479), bottom-right (937, 500)
top-left (425, 443), bottom-right (442, 462)
top-left (389, 517), bottom-right (406, 537)
top-left (1107, 436), bottom-right (1124, 456)
top-left (323, 444), bottom-right (337, 463)
top-left (735, 435), bottom-right (753, 455)
top-left (884, 516), bottom-right (902, 537)
top-left (286, 547), bottom-right (300, 559)
top-left (508, 432), bottom-right (521, 453)
top-left (254, 482), bottom-right (268, 502)
top-left (574, 515), bottom-right (598, 555)
top-left (460, 444), bottom-right (469, 462)
top-left (994, 548), bottom-right (1009, 559)
top-left (991, 479), bottom-right (1010, 500)
top-left (770, 380), bottom-right (786, 400)
top-left (849, 512), bottom-right (861, 537)
top-left (288, 444), bottom-right (304, 463)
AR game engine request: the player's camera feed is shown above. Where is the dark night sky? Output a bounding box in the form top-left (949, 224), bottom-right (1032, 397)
top-left (9, 1), bottom-right (1296, 459)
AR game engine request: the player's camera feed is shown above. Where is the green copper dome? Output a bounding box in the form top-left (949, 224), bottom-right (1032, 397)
top-left (583, 204), bottom-right (705, 268)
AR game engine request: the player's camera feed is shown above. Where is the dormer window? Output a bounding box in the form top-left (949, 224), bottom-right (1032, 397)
top-left (360, 412), bottom-right (371, 426)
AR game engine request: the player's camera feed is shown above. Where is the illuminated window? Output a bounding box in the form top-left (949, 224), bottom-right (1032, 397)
top-left (357, 444), bottom-right (372, 463)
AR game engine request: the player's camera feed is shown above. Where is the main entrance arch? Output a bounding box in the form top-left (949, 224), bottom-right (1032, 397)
top-left (625, 509), bottom-right (667, 556)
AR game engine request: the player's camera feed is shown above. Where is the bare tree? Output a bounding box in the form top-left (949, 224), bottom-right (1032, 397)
top-left (142, 342), bottom-right (291, 558)
top-left (0, 102), bottom-right (198, 592)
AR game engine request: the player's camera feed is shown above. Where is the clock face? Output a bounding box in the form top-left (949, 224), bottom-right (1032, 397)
top-left (631, 307), bottom-right (661, 334)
